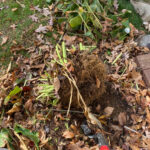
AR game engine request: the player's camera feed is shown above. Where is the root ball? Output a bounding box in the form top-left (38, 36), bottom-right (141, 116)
top-left (58, 51), bottom-right (107, 108)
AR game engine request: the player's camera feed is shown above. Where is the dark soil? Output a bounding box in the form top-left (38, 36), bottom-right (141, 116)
top-left (96, 82), bottom-right (130, 119)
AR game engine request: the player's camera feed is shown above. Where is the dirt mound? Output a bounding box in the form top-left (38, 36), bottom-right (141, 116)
top-left (59, 51), bottom-right (107, 108)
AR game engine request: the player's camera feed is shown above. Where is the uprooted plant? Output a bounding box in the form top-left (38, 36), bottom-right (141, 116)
top-left (37, 42), bottom-right (107, 128)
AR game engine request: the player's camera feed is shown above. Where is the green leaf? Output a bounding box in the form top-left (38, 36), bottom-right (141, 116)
top-left (0, 129), bottom-right (9, 147)
top-left (122, 19), bottom-right (129, 27)
top-left (4, 86), bottom-right (22, 105)
top-left (14, 124), bottom-right (39, 150)
top-left (69, 15), bottom-right (82, 28)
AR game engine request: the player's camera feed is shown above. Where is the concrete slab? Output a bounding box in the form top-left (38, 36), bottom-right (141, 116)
top-left (135, 53), bottom-right (150, 86)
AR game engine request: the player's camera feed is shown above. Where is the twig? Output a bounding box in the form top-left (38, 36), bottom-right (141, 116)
top-left (124, 126), bottom-right (146, 138)
top-left (112, 52), bottom-right (122, 65)
top-left (49, 108), bottom-right (100, 116)
top-left (67, 80), bottom-right (73, 116)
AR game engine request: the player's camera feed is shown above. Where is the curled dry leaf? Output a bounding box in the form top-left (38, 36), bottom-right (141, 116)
top-left (1, 36), bottom-right (8, 45)
top-left (104, 107), bottom-right (114, 116)
top-left (24, 99), bottom-right (33, 113)
top-left (39, 129), bottom-right (48, 147)
top-left (87, 112), bottom-right (103, 129)
top-left (7, 102), bottom-right (21, 115)
top-left (63, 130), bottom-right (75, 139)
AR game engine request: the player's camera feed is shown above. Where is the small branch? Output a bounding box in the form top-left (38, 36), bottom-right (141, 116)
top-left (112, 52), bottom-right (122, 65)
top-left (124, 126), bottom-right (146, 138)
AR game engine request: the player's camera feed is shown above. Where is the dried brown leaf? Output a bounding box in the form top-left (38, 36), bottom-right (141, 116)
top-left (7, 102), bottom-right (21, 114)
top-left (118, 112), bottom-right (126, 126)
top-left (1, 36), bottom-right (8, 45)
top-left (104, 107), bottom-right (114, 116)
top-left (12, 8), bottom-right (17, 11)
top-left (63, 130), bottom-right (75, 139)
top-left (24, 99), bottom-right (33, 113)
top-left (53, 77), bottom-right (60, 93)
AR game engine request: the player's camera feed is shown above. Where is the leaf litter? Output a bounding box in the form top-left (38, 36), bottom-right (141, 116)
top-left (0, 1), bottom-right (150, 150)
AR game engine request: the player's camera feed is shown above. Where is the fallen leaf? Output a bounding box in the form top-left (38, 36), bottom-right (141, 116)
top-left (53, 77), bottom-right (60, 93)
top-left (10, 24), bottom-right (17, 30)
top-left (87, 112), bottom-right (103, 129)
top-left (34, 5), bottom-right (42, 12)
top-left (146, 107), bottom-right (150, 124)
top-left (63, 130), bottom-right (75, 139)
top-left (35, 24), bottom-right (48, 33)
top-left (10, 45), bottom-right (24, 52)
top-left (43, 8), bottom-right (51, 16)
top-left (66, 141), bottom-right (90, 150)
top-left (113, 0), bottom-right (119, 10)
top-left (104, 107), bottom-right (114, 116)
top-left (1, 36), bottom-right (8, 45)
top-left (12, 8), bottom-right (17, 11)
top-left (39, 129), bottom-right (48, 147)
top-left (7, 102), bottom-right (21, 115)
top-left (24, 99), bottom-right (33, 113)
top-left (29, 14), bottom-right (38, 22)
top-left (118, 112), bottom-right (126, 126)
top-left (63, 35), bottom-right (76, 45)
top-left (130, 70), bottom-right (142, 83)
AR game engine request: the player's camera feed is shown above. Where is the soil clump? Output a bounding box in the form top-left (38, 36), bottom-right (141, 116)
top-left (58, 51), bottom-right (107, 108)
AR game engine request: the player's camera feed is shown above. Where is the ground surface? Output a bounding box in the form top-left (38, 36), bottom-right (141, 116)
top-left (0, 0), bottom-right (150, 150)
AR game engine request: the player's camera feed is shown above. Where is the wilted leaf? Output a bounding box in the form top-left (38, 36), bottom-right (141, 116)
top-left (14, 132), bottom-right (28, 150)
top-left (104, 107), bottom-right (114, 116)
top-left (63, 130), bottom-right (75, 139)
top-left (87, 112), bottom-right (103, 129)
top-left (39, 130), bottom-right (48, 147)
top-left (4, 86), bottom-right (22, 105)
top-left (1, 36), bottom-right (8, 45)
top-left (7, 102), bottom-right (21, 114)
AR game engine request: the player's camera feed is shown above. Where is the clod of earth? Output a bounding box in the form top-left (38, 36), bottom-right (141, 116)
top-left (59, 51), bottom-right (106, 108)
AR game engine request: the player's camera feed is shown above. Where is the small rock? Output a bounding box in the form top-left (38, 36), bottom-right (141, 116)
top-left (137, 34), bottom-right (150, 49)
